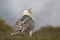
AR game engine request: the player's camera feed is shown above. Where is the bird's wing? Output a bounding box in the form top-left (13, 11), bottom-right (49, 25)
top-left (15, 17), bottom-right (30, 31)
top-left (16, 17), bottom-right (29, 26)
top-left (14, 16), bottom-right (35, 35)
top-left (21, 17), bottom-right (35, 32)
top-left (15, 17), bottom-right (31, 31)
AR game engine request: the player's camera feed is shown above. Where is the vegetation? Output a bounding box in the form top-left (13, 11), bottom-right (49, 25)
top-left (0, 18), bottom-right (60, 40)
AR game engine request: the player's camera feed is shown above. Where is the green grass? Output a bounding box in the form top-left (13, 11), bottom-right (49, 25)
top-left (0, 26), bottom-right (60, 40)
top-left (0, 18), bottom-right (60, 40)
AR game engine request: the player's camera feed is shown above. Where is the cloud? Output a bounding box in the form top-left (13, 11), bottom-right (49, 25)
top-left (0, 0), bottom-right (60, 31)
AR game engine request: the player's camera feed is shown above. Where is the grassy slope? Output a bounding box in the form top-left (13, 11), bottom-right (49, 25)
top-left (0, 18), bottom-right (60, 40)
top-left (0, 26), bottom-right (60, 40)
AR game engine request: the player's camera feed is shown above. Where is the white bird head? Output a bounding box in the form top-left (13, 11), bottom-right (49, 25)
top-left (22, 8), bottom-right (32, 16)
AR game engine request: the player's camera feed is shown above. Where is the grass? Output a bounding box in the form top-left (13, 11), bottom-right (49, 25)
top-left (0, 26), bottom-right (60, 40)
top-left (0, 18), bottom-right (60, 40)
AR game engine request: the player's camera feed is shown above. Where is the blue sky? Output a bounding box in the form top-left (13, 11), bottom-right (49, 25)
top-left (0, 0), bottom-right (60, 31)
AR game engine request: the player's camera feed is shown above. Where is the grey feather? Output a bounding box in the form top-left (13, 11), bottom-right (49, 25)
top-left (11, 15), bottom-right (35, 35)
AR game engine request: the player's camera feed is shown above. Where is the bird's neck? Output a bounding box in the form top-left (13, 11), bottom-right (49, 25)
top-left (22, 13), bottom-right (31, 16)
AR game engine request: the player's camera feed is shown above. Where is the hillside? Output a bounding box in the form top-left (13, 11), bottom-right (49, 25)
top-left (0, 18), bottom-right (60, 40)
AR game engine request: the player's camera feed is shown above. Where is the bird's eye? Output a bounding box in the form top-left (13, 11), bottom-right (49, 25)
top-left (28, 9), bottom-right (29, 11)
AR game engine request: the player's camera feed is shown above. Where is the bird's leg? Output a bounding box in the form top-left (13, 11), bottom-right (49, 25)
top-left (29, 30), bottom-right (33, 37)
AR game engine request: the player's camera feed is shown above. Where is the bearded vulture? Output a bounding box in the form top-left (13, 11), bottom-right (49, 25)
top-left (11, 8), bottom-right (35, 37)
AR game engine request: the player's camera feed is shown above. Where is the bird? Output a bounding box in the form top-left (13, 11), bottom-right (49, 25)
top-left (11, 8), bottom-right (35, 37)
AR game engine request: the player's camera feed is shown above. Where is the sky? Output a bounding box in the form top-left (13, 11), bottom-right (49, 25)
top-left (0, 0), bottom-right (60, 31)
